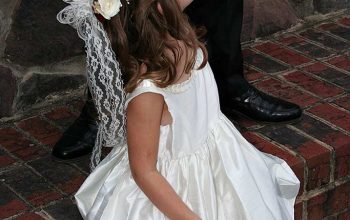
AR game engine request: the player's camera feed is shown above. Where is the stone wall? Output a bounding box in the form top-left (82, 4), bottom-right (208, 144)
top-left (291, 0), bottom-right (350, 17)
top-left (242, 0), bottom-right (299, 41)
top-left (0, 0), bottom-right (349, 119)
top-left (0, 0), bottom-right (86, 119)
top-left (242, 0), bottom-right (350, 41)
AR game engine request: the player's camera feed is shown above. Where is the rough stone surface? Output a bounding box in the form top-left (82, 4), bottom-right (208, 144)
top-left (289, 0), bottom-right (315, 17)
top-left (4, 0), bottom-right (84, 67)
top-left (0, 0), bottom-right (21, 56)
top-left (242, 0), bottom-right (298, 41)
top-left (16, 73), bottom-right (85, 111)
top-left (0, 65), bottom-right (18, 118)
top-left (313, 0), bottom-right (350, 14)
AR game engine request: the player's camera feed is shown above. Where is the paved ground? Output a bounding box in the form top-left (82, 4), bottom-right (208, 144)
top-left (1, 13), bottom-right (350, 220)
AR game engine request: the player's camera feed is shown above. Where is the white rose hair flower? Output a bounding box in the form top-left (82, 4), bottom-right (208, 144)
top-left (93, 0), bottom-right (122, 20)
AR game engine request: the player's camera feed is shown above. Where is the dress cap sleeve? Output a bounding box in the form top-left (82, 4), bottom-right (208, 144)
top-left (125, 79), bottom-right (165, 108)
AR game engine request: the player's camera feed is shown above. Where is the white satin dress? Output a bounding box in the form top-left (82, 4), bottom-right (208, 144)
top-left (75, 50), bottom-right (300, 220)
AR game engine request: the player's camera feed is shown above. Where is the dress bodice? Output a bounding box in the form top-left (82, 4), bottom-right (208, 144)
top-left (125, 50), bottom-right (221, 159)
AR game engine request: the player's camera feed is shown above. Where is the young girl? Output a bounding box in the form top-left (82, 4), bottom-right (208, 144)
top-left (72, 0), bottom-right (300, 219)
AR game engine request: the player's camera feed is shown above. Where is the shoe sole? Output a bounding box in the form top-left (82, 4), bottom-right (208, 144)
top-left (223, 108), bottom-right (302, 125)
top-left (50, 153), bottom-right (92, 163)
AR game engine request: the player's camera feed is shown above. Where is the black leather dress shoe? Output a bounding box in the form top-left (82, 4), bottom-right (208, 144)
top-left (222, 85), bottom-right (302, 122)
top-left (52, 99), bottom-right (98, 160)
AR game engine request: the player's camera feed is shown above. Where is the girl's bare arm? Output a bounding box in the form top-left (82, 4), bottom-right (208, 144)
top-left (127, 92), bottom-right (200, 220)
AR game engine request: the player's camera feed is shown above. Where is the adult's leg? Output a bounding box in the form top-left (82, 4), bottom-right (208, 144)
top-left (186, 0), bottom-right (244, 82)
top-left (185, 0), bottom-right (302, 122)
top-left (52, 14), bottom-right (105, 160)
top-left (52, 90), bottom-right (98, 159)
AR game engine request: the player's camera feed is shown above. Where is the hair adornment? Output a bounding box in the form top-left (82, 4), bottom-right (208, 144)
top-left (57, 0), bottom-right (127, 170)
top-left (93, 0), bottom-right (130, 20)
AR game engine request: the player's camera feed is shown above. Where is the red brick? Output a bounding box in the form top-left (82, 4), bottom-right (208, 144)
top-left (277, 35), bottom-right (304, 46)
top-left (300, 141), bottom-right (331, 190)
top-left (44, 106), bottom-right (78, 128)
top-left (243, 132), bottom-right (303, 168)
top-left (255, 78), bottom-right (320, 108)
top-left (305, 184), bottom-right (350, 217)
top-left (299, 29), bottom-right (349, 52)
top-left (242, 48), bottom-right (255, 57)
top-left (338, 17), bottom-right (350, 27)
top-left (27, 191), bottom-right (62, 207)
top-left (230, 114), bottom-right (261, 129)
top-left (302, 62), bottom-right (350, 90)
top-left (308, 193), bottom-right (328, 219)
top-left (323, 129), bottom-right (350, 152)
top-left (337, 154), bottom-right (350, 180)
top-left (254, 42), bottom-right (311, 66)
top-left (321, 22), bottom-right (350, 42)
top-left (243, 131), bottom-right (304, 195)
top-left (293, 114), bottom-right (350, 179)
top-left (12, 147), bottom-right (48, 161)
top-left (260, 125), bottom-right (331, 191)
top-left (0, 127), bottom-right (47, 161)
top-left (282, 71), bottom-right (343, 98)
top-left (294, 202), bottom-right (303, 220)
top-left (334, 95), bottom-right (350, 109)
top-left (14, 213), bottom-right (46, 220)
top-left (0, 167), bottom-right (63, 207)
top-left (16, 117), bottom-right (62, 147)
top-left (302, 62), bottom-right (329, 73)
top-left (278, 35), bottom-right (333, 59)
top-left (44, 106), bottom-right (76, 121)
top-left (243, 49), bottom-right (289, 73)
top-left (0, 200), bottom-right (28, 219)
top-left (0, 153), bottom-right (15, 168)
top-left (328, 56), bottom-right (350, 72)
top-left (337, 210), bottom-right (350, 220)
top-left (328, 182), bottom-right (350, 214)
top-left (0, 127), bottom-right (33, 152)
top-left (29, 156), bottom-right (87, 195)
top-left (0, 184), bottom-right (28, 219)
top-left (244, 67), bottom-right (264, 82)
top-left (60, 175), bottom-right (86, 195)
top-left (308, 104), bottom-right (350, 131)
top-left (301, 62), bottom-right (348, 80)
top-left (318, 23), bottom-right (338, 31)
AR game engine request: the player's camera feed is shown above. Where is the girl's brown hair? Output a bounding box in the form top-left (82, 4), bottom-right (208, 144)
top-left (102, 0), bottom-right (208, 93)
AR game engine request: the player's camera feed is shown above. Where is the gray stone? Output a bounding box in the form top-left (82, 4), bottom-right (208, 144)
top-left (16, 72), bottom-right (86, 111)
top-left (0, 0), bottom-right (21, 57)
top-left (288, 0), bottom-right (314, 18)
top-left (242, 0), bottom-right (298, 41)
top-left (4, 0), bottom-right (85, 67)
top-left (313, 0), bottom-right (350, 14)
top-left (0, 65), bottom-right (18, 118)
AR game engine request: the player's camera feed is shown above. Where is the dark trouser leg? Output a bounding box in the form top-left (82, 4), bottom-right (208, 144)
top-left (52, 89), bottom-right (98, 160)
top-left (185, 0), bottom-right (247, 95)
top-left (186, 0), bottom-right (302, 122)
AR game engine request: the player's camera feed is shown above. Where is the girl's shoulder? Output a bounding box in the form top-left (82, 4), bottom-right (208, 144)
top-left (125, 79), bottom-right (165, 108)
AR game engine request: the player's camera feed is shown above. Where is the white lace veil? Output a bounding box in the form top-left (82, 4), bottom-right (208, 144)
top-left (57, 0), bottom-right (126, 170)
